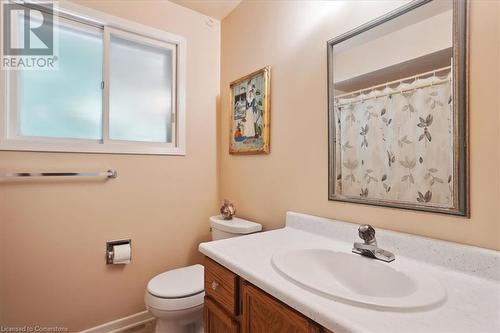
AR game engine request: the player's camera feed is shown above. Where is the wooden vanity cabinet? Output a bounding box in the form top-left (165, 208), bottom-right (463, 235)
top-left (204, 258), bottom-right (333, 333)
top-left (204, 296), bottom-right (239, 333)
top-left (241, 281), bottom-right (322, 333)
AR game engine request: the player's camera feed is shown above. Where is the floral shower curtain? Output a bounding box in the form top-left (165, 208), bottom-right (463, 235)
top-left (334, 73), bottom-right (453, 208)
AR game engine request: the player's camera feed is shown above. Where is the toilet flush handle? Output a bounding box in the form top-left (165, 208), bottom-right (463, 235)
top-left (211, 281), bottom-right (219, 290)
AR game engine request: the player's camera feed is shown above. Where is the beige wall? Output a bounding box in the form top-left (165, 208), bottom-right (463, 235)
top-left (0, 0), bottom-right (220, 331)
top-left (220, 0), bottom-right (500, 250)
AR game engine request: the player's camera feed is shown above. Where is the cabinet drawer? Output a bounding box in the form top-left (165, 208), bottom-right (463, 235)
top-left (205, 258), bottom-right (239, 315)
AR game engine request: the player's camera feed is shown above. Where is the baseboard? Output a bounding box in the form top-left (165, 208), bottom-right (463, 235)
top-left (80, 311), bottom-right (155, 333)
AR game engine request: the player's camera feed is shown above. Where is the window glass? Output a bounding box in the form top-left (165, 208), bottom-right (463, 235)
top-left (109, 35), bottom-right (173, 143)
top-left (18, 20), bottom-right (103, 140)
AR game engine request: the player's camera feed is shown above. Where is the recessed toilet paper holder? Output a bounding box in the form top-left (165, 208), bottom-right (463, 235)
top-left (106, 239), bottom-right (131, 264)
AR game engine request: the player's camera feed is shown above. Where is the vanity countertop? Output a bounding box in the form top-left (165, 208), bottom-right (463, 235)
top-left (199, 212), bottom-right (500, 333)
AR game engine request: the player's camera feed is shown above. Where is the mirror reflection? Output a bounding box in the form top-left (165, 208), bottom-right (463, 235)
top-left (329, 0), bottom-right (468, 215)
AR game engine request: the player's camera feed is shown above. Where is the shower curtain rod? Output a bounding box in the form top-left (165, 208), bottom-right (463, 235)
top-left (334, 77), bottom-right (450, 108)
top-left (335, 65), bottom-right (452, 102)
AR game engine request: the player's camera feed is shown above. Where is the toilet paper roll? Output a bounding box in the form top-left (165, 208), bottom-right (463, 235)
top-left (113, 244), bottom-right (131, 264)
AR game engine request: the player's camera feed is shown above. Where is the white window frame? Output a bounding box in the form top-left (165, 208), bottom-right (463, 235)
top-left (0, 1), bottom-right (187, 155)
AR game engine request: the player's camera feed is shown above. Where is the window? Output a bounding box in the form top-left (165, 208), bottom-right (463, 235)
top-left (0, 3), bottom-right (186, 155)
top-left (108, 29), bottom-right (175, 143)
top-left (18, 19), bottom-right (103, 140)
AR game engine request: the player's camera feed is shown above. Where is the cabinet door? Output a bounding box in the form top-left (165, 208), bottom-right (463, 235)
top-left (242, 282), bottom-right (320, 333)
top-left (204, 296), bottom-right (239, 333)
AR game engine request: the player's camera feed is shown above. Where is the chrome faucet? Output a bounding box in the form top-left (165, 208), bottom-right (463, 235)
top-left (352, 225), bottom-right (395, 262)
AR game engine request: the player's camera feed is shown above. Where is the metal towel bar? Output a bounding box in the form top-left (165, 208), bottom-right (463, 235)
top-left (1, 169), bottom-right (117, 179)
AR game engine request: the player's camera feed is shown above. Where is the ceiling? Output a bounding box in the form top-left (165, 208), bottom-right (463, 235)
top-left (169, 0), bottom-right (242, 20)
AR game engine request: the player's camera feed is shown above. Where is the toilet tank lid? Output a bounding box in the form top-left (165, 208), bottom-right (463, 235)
top-left (210, 215), bottom-right (262, 234)
top-left (147, 264), bottom-right (204, 298)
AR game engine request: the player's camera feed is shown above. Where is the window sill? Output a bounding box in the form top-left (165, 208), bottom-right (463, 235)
top-left (0, 139), bottom-right (186, 156)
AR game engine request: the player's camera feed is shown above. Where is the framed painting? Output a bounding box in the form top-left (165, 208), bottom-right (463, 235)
top-left (229, 66), bottom-right (271, 154)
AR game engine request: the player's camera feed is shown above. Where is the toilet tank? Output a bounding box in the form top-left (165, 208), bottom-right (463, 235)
top-left (210, 215), bottom-right (262, 240)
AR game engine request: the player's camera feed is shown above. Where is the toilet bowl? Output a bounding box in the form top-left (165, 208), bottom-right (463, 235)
top-left (145, 264), bottom-right (205, 333)
top-left (145, 216), bottom-right (262, 332)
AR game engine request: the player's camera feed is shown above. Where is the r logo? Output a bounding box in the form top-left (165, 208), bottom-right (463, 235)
top-left (3, 3), bottom-right (54, 56)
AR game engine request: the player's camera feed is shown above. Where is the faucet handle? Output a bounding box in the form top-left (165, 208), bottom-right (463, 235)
top-left (358, 224), bottom-right (376, 243)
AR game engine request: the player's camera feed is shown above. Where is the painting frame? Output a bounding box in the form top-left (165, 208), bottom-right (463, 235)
top-left (229, 66), bottom-right (271, 155)
top-left (327, 0), bottom-right (470, 216)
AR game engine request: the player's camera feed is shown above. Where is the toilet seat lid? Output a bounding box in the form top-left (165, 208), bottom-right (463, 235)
top-left (147, 264), bottom-right (204, 298)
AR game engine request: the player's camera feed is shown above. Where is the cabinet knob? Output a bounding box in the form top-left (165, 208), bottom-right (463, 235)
top-left (211, 281), bottom-right (219, 290)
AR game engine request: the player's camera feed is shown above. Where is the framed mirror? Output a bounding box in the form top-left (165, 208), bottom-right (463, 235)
top-left (328, 0), bottom-right (469, 216)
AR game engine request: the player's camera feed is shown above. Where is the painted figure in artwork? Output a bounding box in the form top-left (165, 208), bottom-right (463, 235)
top-left (243, 81), bottom-right (257, 138)
top-left (234, 122), bottom-right (244, 141)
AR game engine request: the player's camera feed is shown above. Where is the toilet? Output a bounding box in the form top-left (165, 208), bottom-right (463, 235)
top-left (145, 215), bottom-right (262, 333)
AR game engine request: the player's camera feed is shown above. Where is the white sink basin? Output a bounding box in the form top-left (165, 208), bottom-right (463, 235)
top-left (272, 248), bottom-right (446, 310)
